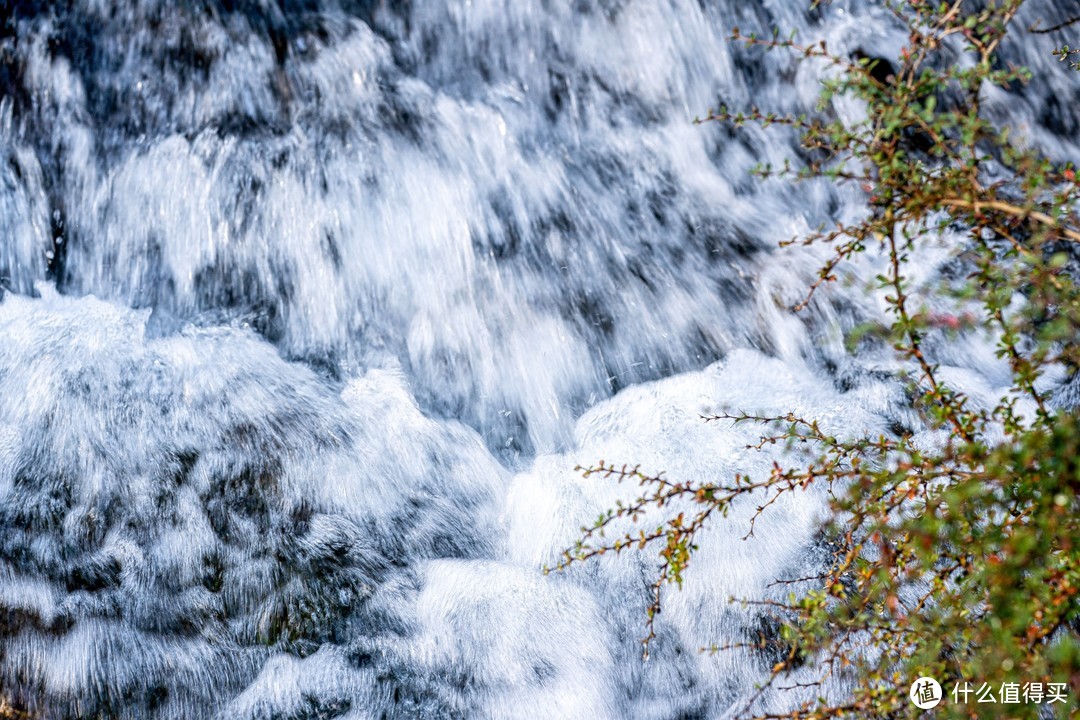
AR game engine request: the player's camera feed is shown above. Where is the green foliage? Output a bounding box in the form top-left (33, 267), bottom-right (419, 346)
top-left (551, 2), bottom-right (1080, 717)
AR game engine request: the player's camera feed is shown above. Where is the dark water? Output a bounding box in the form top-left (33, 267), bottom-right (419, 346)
top-left (0, 1), bottom-right (1076, 718)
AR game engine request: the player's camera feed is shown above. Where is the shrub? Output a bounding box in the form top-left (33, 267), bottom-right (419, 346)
top-left (552, 2), bottom-right (1080, 717)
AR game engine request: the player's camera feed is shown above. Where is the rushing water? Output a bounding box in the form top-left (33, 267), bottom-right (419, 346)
top-left (0, 1), bottom-right (1077, 718)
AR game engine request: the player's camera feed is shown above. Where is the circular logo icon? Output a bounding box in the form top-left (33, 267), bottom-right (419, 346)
top-left (910, 677), bottom-right (943, 710)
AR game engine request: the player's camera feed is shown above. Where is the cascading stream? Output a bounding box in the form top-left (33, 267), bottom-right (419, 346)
top-left (0, 1), bottom-right (1076, 718)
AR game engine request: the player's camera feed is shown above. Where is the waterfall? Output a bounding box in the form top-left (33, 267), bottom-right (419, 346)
top-left (0, 1), bottom-right (1075, 718)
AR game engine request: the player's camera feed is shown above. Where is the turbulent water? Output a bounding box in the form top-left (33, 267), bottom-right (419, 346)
top-left (0, 1), bottom-right (1077, 718)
